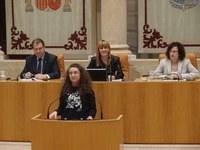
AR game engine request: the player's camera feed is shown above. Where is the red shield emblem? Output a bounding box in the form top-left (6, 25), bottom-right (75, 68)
top-left (36, 0), bottom-right (48, 10)
top-left (36, 0), bottom-right (61, 11)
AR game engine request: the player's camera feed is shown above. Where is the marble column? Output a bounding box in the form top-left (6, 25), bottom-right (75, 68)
top-left (101, 0), bottom-right (131, 54)
top-left (0, 49), bottom-right (5, 60)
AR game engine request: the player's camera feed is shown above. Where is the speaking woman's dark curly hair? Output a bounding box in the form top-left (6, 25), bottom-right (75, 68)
top-left (61, 63), bottom-right (92, 96)
top-left (165, 42), bottom-right (185, 61)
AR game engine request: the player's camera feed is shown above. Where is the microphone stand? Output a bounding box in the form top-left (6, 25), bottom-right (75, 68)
top-left (97, 98), bottom-right (103, 119)
top-left (107, 56), bottom-right (112, 82)
top-left (47, 92), bottom-right (66, 119)
top-left (16, 74), bottom-right (20, 81)
top-left (47, 98), bottom-right (59, 119)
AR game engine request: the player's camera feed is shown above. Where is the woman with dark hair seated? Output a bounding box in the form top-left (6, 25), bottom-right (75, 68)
top-left (154, 42), bottom-right (200, 80)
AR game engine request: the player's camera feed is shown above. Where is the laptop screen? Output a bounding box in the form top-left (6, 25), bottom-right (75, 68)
top-left (86, 68), bottom-right (107, 81)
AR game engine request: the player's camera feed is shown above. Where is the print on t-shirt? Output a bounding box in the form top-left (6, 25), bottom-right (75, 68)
top-left (66, 92), bottom-right (82, 112)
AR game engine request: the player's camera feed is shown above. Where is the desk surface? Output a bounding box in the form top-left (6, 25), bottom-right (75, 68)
top-left (0, 81), bottom-right (200, 143)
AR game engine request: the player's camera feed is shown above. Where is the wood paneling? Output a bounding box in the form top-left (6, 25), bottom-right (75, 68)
top-left (1, 81), bottom-right (200, 143)
top-left (0, 81), bottom-right (62, 141)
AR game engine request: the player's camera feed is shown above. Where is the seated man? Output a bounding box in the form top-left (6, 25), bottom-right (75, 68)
top-left (20, 38), bottom-right (61, 80)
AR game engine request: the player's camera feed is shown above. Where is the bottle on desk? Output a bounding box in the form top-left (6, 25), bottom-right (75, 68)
top-left (147, 70), bottom-right (155, 81)
top-left (108, 75), bottom-right (112, 82)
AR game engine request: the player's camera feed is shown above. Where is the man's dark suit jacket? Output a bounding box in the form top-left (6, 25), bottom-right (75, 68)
top-left (87, 55), bottom-right (124, 79)
top-left (20, 52), bottom-right (61, 79)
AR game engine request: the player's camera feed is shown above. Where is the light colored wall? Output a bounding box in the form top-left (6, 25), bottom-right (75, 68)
top-left (1, 59), bottom-right (200, 80)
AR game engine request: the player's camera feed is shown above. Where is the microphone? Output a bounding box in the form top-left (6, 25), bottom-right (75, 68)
top-left (10, 74), bottom-right (20, 81)
top-left (47, 92), bottom-right (67, 119)
top-left (96, 98), bottom-right (103, 119)
top-left (107, 56), bottom-right (112, 82)
top-left (142, 74), bottom-right (149, 77)
top-left (16, 74), bottom-right (20, 81)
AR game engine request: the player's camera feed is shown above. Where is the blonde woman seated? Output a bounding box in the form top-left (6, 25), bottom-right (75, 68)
top-left (154, 42), bottom-right (200, 80)
top-left (87, 40), bottom-right (124, 80)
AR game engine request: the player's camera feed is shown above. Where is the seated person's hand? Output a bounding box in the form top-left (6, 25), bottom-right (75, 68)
top-left (166, 74), bottom-right (180, 80)
top-left (24, 72), bottom-right (34, 78)
top-left (87, 116), bottom-right (93, 120)
top-left (35, 74), bottom-right (49, 80)
top-left (49, 111), bottom-right (58, 119)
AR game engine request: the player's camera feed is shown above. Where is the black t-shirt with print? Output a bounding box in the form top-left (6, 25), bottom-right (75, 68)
top-left (56, 87), bottom-right (96, 120)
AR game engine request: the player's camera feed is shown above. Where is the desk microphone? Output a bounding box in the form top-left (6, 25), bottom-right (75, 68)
top-left (47, 92), bottom-right (67, 119)
top-left (97, 98), bottom-right (103, 119)
top-left (16, 74), bottom-right (21, 81)
top-left (107, 56), bottom-right (112, 81)
top-left (10, 74), bottom-right (20, 81)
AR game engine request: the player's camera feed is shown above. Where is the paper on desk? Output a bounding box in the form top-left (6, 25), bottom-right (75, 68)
top-left (111, 79), bottom-right (123, 82)
top-left (19, 78), bottom-right (44, 82)
top-left (162, 79), bottom-right (187, 82)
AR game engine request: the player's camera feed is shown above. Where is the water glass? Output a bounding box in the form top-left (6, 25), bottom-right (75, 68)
top-left (0, 70), bottom-right (6, 81)
top-left (147, 70), bottom-right (155, 81)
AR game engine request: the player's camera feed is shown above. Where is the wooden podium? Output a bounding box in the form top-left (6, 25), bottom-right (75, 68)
top-left (31, 114), bottom-right (123, 150)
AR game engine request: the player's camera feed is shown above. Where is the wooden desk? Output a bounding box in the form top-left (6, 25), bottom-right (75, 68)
top-left (0, 81), bottom-right (62, 141)
top-left (1, 81), bottom-right (200, 143)
top-left (93, 81), bottom-right (200, 144)
top-left (31, 114), bottom-right (123, 150)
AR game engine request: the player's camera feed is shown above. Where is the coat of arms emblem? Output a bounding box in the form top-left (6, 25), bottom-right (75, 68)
top-left (169, 0), bottom-right (198, 10)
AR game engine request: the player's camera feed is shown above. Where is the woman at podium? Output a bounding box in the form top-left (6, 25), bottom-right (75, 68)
top-left (49, 63), bottom-right (96, 120)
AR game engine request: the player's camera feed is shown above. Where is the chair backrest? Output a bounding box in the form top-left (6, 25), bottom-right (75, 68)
top-left (55, 53), bottom-right (65, 77)
top-left (112, 53), bottom-right (129, 80)
top-left (158, 52), bottom-right (198, 69)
